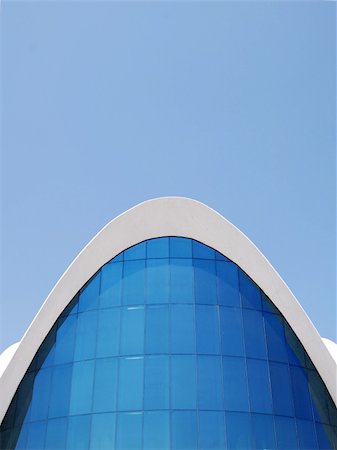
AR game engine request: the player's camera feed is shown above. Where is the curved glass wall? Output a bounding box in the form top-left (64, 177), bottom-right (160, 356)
top-left (1, 237), bottom-right (336, 450)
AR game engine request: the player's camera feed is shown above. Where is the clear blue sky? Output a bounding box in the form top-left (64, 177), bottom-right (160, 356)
top-left (1, 2), bottom-right (336, 352)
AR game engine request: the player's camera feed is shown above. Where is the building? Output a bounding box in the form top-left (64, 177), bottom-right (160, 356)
top-left (0, 197), bottom-right (336, 449)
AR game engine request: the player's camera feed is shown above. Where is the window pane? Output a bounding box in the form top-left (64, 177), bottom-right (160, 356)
top-left (118, 357), bottom-right (143, 411)
top-left (247, 358), bottom-right (273, 414)
top-left (143, 411), bottom-right (170, 450)
top-left (93, 358), bottom-right (118, 413)
top-left (170, 237), bottom-right (192, 258)
top-left (90, 413), bottom-right (116, 450)
top-left (242, 309), bottom-right (267, 360)
top-left (123, 242), bottom-right (146, 260)
top-left (120, 307), bottom-right (144, 356)
top-left (69, 360), bottom-right (95, 415)
top-left (192, 240), bottom-right (215, 259)
top-left (226, 412), bottom-right (253, 450)
top-left (171, 355), bottom-right (197, 409)
top-left (274, 416), bottom-right (298, 449)
top-left (171, 411), bottom-right (197, 450)
top-left (297, 419), bottom-right (318, 449)
top-left (74, 310), bottom-right (98, 361)
top-left (239, 271), bottom-right (261, 310)
top-left (198, 411), bottom-right (225, 450)
top-left (116, 412), bottom-right (142, 450)
top-left (122, 260), bottom-right (145, 305)
top-left (170, 259), bottom-right (194, 303)
top-left (96, 308), bottom-right (120, 358)
top-left (100, 262), bottom-right (122, 308)
top-left (251, 413), bottom-right (276, 450)
top-left (66, 415), bottom-right (91, 450)
top-left (264, 312), bottom-right (288, 363)
top-left (144, 356), bottom-right (169, 410)
top-left (26, 421), bottom-right (46, 450)
top-left (145, 305), bottom-right (169, 354)
top-left (315, 422), bottom-right (336, 450)
top-left (54, 315), bottom-right (77, 365)
top-left (194, 259), bottom-right (217, 305)
top-left (45, 418), bottom-right (67, 450)
top-left (217, 262), bottom-right (240, 307)
top-left (30, 367), bottom-right (52, 421)
top-left (220, 307), bottom-right (244, 357)
top-left (196, 305), bottom-right (220, 354)
top-left (79, 273), bottom-right (100, 312)
top-left (147, 237), bottom-right (169, 258)
top-left (222, 356), bottom-right (249, 412)
top-left (171, 304), bottom-right (196, 354)
top-left (146, 259), bottom-right (170, 304)
top-left (290, 366), bottom-right (313, 420)
top-left (197, 356), bottom-right (223, 410)
top-left (49, 364), bottom-right (72, 418)
top-left (269, 362), bottom-right (294, 417)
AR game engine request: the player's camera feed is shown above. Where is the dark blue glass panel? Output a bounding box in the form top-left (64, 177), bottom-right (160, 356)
top-left (170, 304), bottom-right (195, 354)
top-left (69, 360), bottom-right (94, 415)
top-left (90, 413), bottom-right (116, 450)
top-left (290, 365), bottom-right (313, 420)
top-left (226, 412), bottom-right (253, 450)
top-left (269, 362), bottom-right (294, 417)
top-left (36, 324), bottom-right (56, 369)
top-left (45, 418), bottom-right (67, 450)
top-left (252, 413), bottom-right (276, 450)
top-left (192, 240), bottom-right (215, 259)
top-left (169, 237), bottom-right (192, 258)
top-left (194, 259), bottom-right (217, 304)
top-left (196, 305), bottom-right (220, 354)
top-left (66, 415), bottom-right (91, 450)
top-left (123, 241), bottom-right (146, 260)
top-left (222, 356), bottom-right (249, 412)
top-left (216, 262), bottom-right (240, 307)
top-left (219, 307), bottom-right (244, 357)
top-left (146, 259), bottom-right (170, 304)
top-left (143, 411), bottom-right (170, 450)
top-left (171, 355), bottom-right (197, 409)
top-left (309, 369), bottom-right (330, 424)
top-left (285, 323), bottom-right (306, 367)
top-left (49, 364), bottom-right (72, 418)
top-left (247, 358), bottom-right (273, 414)
top-left (96, 308), bottom-right (120, 358)
top-left (297, 419), bottom-right (318, 449)
top-left (171, 411), bottom-right (197, 450)
top-left (15, 424), bottom-right (29, 450)
top-left (316, 423), bottom-right (336, 450)
top-left (122, 260), bottom-right (145, 305)
top-left (100, 262), bottom-right (122, 308)
top-left (93, 358), bottom-right (117, 413)
top-left (30, 368), bottom-right (52, 421)
top-left (197, 356), bottom-right (223, 410)
top-left (79, 273), bottom-right (100, 312)
top-left (264, 312), bottom-right (288, 363)
top-left (242, 309), bottom-right (267, 360)
top-left (274, 416), bottom-right (298, 449)
top-left (61, 295), bottom-right (78, 317)
top-left (170, 259), bottom-right (194, 303)
top-left (261, 291), bottom-right (280, 315)
top-left (215, 250), bottom-right (230, 261)
top-left (145, 306), bottom-right (169, 354)
top-left (74, 310), bottom-right (98, 361)
top-left (198, 411), bottom-right (225, 450)
top-left (117, 357), bottom-right (143, 411)
top-left (116, 412), bottom-right (142, 449)
top-left (147, 237), bottom-right (169, 258)
top-left (54, 315), bottom-right (76, 365)
top-left (239, 271), bottom-right (262, 310)
top-left (13, 372), bottom-right (33, 426)
top-left (120, 306), bottom-right (144, 355)
top-left (144, 356), bottom-right (169, 410)
top-left (26, 421), bottom-right (46, 450)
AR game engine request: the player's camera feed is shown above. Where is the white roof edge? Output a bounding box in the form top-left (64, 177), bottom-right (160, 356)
top-left (0, 342), bottom-right (20, 378)
top-left (0, 197), bottom-right (336, 421)
top-left (322, 338), bottom-right (337, 364)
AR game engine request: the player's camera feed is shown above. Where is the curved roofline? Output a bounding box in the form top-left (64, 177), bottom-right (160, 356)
top-left (1, 197), bottom-right (336, 421)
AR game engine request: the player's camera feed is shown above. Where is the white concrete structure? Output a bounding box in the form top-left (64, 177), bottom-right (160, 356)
top-left (0, 197), bottom-right (336, 422)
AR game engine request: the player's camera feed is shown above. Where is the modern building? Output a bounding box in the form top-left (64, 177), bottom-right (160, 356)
top-left (0, 197), bottom-right (336, 450)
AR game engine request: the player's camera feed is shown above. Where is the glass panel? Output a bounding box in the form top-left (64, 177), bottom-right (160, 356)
top-left (274, 416), bottom-right (298, 449)
top-left (100, 262), bottom-right (122, 308)
top-left (198, 411), bottom-right (225, 450)
top-left (222, 356), bottom-right (249, 412)
top-left (219, 307), bottom-right (244, 357)
top-left (261, 291), bottom-right (280, 315)
top-left (74, 310), bottom-right (98, 361)
top-left (196, 305), bottom-right (220, 354)
top-left (26, 421), bottom-right (46, 450)
top-left (54, 315), bottom-right (77, 365)
top-left (15, 424), bottom-right (29, 450)
top-left (90, 413), bottom-right (116, 450)
top-left (247, 358), bottom-right (273, 414)
top-left (13, 372), bottom-right (34, 426)
top-left (192, 240), bottom-right (215, 259)
top-left (143, 411), bottom-right (170, 450)
top-left (49, 364), bottom-right (72, 418)
top-left (144, 355), bottom-right (169, 410)
top-left (146, 259), bottom-right (170, 304)
top-left (171, 304), bottom-right (196, 354)
top-left (145, 305), bottom-right (169, 354)
top-left (45, 418), bottom-right (67, 450)
top-left (194, 259), bottom-right (217, 305)
top-left (242, 309), bottom-right (267, 360)
top-left (251, 413), bottom-right (276, 450)
top-left (122, 260), bottom-right (145, 305)
top-left (269, 362), bottom-right (294, 417)
top-left (120, 306), bottom-right (144, 356)
top-left (147, 237), bottom-right (169, 258)
top-left (290, 366), bottom-right (313, 420)
top-left (66, 415), bottom-right (91, 450)
top-left (264, 312), bottom-right (288, 363)
top-left (79, 273), bottom-right (100, 312)
top-left (96, 308), bottom-right (120, 358)
top-left (93, 358), bottom-right (118, 413)
top-left (226, 412), bottom-right (253, 450)
top-left (297, 419), bottom-right (318, 449)
top-left (171, 355), bottom-right (197, 409)
top-left (30, 367), bottom-right (52, 421)
top-left (285, 323), bottom-right (306, 367)
top-left (61, 295), bottom-right (78, 317)
top-left (239, 271), bottom-right (262, 310)
top-left (36, 324), bottom-right (56, 369)
top-left (215, 250), bottom-right (230, 261)
top-left (69, 360), bottom-right (95, 415)
top-left (117, 357), bottom-right (143, 411)
top-left (116, 412), bottom-right (142, 450)
top-left (171, 411), bottom-right (197, 450)
top-left (123, 241), bottom-right (146, 260)
top-left (170, 258), bottom-right (194, 303)
top-left (170, 237), bottom-right (192, 258)
top-left (197, 356), bottom-right (223, 410)
top-left (217, 262), bottom-right (240, 307)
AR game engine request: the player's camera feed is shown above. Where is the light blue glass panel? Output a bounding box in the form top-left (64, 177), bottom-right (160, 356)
top-left (122, 260), bottom-right (145, 305)
top-left (252, 414), bottom-right (276, 450)
top-left (66, 415), bottom-right (91, 450)
top-left (217, 262), bottom-right (240, 307)
top-left (226, 412), bottom-right (253, 450)
top-left (49, 364), bottom-right (72, 418)
top-left (120, 306), bottom-right (144, 355)
top-left (171, 411), bottom-right (197, 450)
top-left (54, 315), bottom-right (77, 365)
top-left (171, 304), bottom-right (196, 354)
top-left (144, 355), bottom-right (169, 410)
top-left (242, 309), bottom-right (267, 360)
top-left (264, 312), bottom-right (288, 363)
top-left (239, 271), bottom-right (262, 310)
top-left (116, 412), bottom-right (142, 449)
top-left (69, 360), bottom-right (95, 415)
top-left (100, 262), bottom-right (123, 308)
top-left (146, 259), bottom-right (170, 304)
top-left (145, 305), bottom-right (169, 354)
top-left (170, 237), bottom-right (192, 258)
top-left (96, 308), bottom-right (120, 358)
top-left (171, 355), bottom-right (197, 409)
top-left (269, 362), bottom-right (294, 417)
top-left (198, 411), bottom-right (225, 450)
top-left (61, 295), bottom-right (78, 317)
top-left (247, 358), bottom-right (273, 414)
top-left (123, 241), bottom-right (146, 260)
top-left (26, 421), bottom-right (46, 450)
top-left (192, 240), bottom-right (215, 259)
top-left (197, 356), bottom-right (223, 410)
top-left (118, 357), bottom-right (144, 411)
top-left (79, 273), bottom-right (100, 312)
top-left (74, 310), bottom-right (98, 361)
top-left (45, 418), bottom-right (67, 450)
top-left (30, 367), bottom-right (52, 421)
top-left (297, 419), bottom-right (318, 449)
top-left (290, 365), bottom-right (313, 420)
top-left (90, 413), bottom-right (116, 450)
top-left (219, 307), bottom-right (244, 357)
top-left (222, 356), bottom-right (249, 412)
top-left (143, 411), bottom-right (170, 450)
top-left (170, 259), bottom-right (194, 303)
top-left (93, 358), bottom-right (117, 413)
top-left (274, 416), bottom-right (298, 449)
top-left (194, 259), bottom-right (217, 304)
top-left (196, 305), bottom-right (220, 354)
top-left (147, 237), bottom-right (169, 258)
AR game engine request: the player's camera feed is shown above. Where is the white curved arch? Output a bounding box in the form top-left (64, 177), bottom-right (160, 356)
top-left (1, 197), bottom-right (336, 421)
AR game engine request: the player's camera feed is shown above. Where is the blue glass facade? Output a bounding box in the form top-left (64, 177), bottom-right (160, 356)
top-left (1, 237), bottom-right (336, 450)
